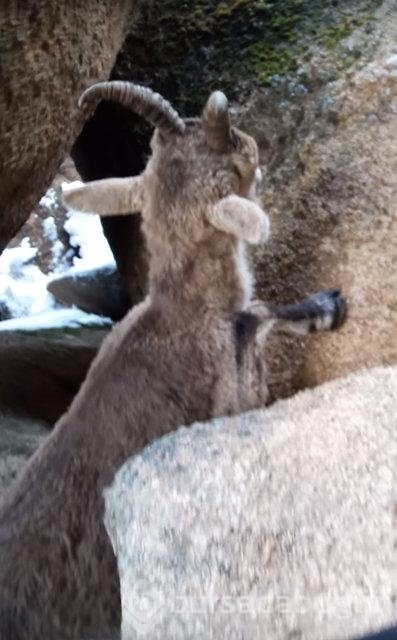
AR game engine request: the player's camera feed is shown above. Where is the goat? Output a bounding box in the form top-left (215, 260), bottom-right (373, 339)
top-left (0, 81), bottom-right (346, 640)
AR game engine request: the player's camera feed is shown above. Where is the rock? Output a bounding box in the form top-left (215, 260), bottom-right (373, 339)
top-left (0, 328), bottom-right (106, 424)
top-left (238, 0), bottom-right (397, 398)
top-left (48, 265), bottom-right (130, 320)
top-left (0, 414), bottom-right (48, 494)
top-left (0, 1), bottom-right (136, 252)
top-left (52, 156), bottom-right (81, 188)
top-left (104, 366), bottom-right (396, 640)
top-left (384, 54), bottom-right (397, 70)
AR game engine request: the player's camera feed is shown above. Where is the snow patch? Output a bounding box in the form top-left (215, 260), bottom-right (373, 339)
top-left (39, 188), bottom-right (58, 210)
top-left (42, 216), bottom-right (58, 242)
top-left (0, 308), bottom-right (112, 332)
top-left (64, 210), bottom-right (115, 273)
top-left (0, 238), bottom-right (56, 318)
top-left (60, 180), bottom-right (115, 274)
top-left (1, 183), bottom-right (116, 329)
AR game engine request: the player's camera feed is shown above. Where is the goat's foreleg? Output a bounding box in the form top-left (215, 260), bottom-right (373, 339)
top-left (248, 289), bottom-right (347, 336)
top-left (62, 176), bottom-right (143, 215)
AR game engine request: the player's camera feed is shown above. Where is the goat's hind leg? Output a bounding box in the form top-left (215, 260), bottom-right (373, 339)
top-left (248, 288), bottom-right (347, 336)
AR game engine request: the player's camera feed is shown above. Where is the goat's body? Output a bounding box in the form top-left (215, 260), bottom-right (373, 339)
top-left (0, 273), bottom-right (269, 639)
top-left (0, 260), bottom-right (344, 640)
top-left (0, 84), bottom-right (346, 639)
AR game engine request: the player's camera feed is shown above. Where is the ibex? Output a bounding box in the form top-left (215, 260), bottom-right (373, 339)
top-left (0, 82), bottom-right (346, 640)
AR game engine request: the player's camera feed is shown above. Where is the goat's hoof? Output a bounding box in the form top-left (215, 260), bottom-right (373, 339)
top-left (310, 288), bottom-right (347, 331)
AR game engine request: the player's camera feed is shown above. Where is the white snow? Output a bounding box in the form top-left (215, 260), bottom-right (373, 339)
top-left (39, 188), bottom-right (58, 210)
top-left (64, 211), bottom-right (115, 273)
top-left (51, 239), bottom-right (68, 268)
top-left (0, 238), bottom-right (55, 318)
top-left (0, 182), bottom-right (116, 330)
top-left (42, 215), bottom-right (58, 242)
top-left (41, 215), bottom-right (70, 272)
top-left (0, 308), bottom-right (112, 332)
top-left (60, 180), bottom-right (116, 274)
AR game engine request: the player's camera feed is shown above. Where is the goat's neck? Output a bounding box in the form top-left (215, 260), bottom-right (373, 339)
top-left (147, 239), bottom-right (253, 316)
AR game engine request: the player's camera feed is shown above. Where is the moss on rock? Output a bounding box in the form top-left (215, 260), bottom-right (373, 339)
top-left (113, 0), bottom-right (382, 113)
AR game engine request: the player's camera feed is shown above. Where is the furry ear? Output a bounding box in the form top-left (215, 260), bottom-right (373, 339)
top-left (61, 177), bottom-right (143, 216)
top-left (207, 195), bottom-right (269, 244)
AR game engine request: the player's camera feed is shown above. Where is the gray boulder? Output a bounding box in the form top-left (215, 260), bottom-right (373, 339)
top-left (104, 366), bottom-right (396, 640)
top-left (48, 266), bottom-right (130, 320)
top-left (0, 328), bottom-right (106, 424)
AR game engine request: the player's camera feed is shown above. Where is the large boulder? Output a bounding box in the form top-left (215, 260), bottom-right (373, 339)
top-left (242, 0), bottom-right (397, 397)
top-left (0, 328), bottom-right (106, 424)
top-left (0, 0), bottom-right (138, 251)
top-left (48, 266), bottom-right (129, 320)
top-left (104, 366), bottom-right (396, 640)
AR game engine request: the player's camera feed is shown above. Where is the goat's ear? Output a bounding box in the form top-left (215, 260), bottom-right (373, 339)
top-left (61, 176), bottom-right (144, 216)
top-left (207, 195), bottom-right (269, 244)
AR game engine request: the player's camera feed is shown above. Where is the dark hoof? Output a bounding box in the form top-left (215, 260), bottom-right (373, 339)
top-left (330, 291), bottom-right (347, 330)
top-left (309, 288), bottom-right (347, 331)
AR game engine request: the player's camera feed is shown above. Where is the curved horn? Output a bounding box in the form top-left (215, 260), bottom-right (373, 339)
top-left (78, 81), bottom-right (185, 135)
top-left (202, 90), bottom-right (231, 152)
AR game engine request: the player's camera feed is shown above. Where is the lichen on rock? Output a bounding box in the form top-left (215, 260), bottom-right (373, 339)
top-left (114, 0), bottom-right (383, 113)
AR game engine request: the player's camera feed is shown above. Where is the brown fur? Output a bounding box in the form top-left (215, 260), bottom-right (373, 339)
top-left (0, 91), bottom-right (344, 639)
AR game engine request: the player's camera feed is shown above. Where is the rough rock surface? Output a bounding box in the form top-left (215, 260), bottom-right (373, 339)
top-left (240, 0), bottom-right (397, 397)
top-left (104, 366), bottom-right (396, 640)
top-left (0, 328), bottom-right (106, 424)
top-left (48, 265), bottom-right (129, 321)
top-left (0, 1), bottom-right (137, 251)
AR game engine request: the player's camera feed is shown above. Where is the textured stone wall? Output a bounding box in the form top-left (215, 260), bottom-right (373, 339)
top-left (0, 0), bottom-right (136, 251)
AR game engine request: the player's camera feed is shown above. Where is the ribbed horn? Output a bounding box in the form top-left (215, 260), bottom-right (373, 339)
top-left (78, 81), bottom-right (186, 135)
top-left (202, 90), bottom-right (231, 152)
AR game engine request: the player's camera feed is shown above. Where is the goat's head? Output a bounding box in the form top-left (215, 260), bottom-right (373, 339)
top-left (64, 82), bottom-right (267, 249)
